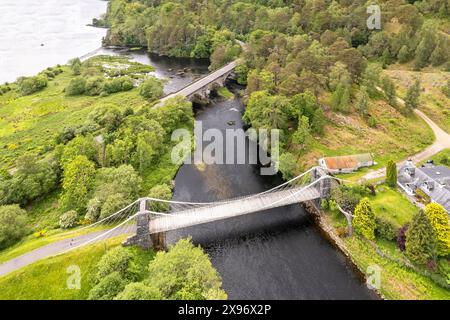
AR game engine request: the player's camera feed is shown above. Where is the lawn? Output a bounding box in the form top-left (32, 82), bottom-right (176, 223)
top-left (419, 148), bottom-right (450, 167)
top-left (0, 237), bottom-right (155, 300)
top-left (369, 186), bottom-right (418, 228)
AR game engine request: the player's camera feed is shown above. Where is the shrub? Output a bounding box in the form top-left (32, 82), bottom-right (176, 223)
top-left (17, 75), bottom-right (48, 96)
top-left (0, 205), bottom-right (28, 249)
top-left (278, 152), bottom-right (297, 180)
top-left (59, 210), bottom-right (79, 229)
top-left (99, 193), bottom-right (128, 220)
top-left (424, 203), bottom-right (450, 257)
top-left (148, 184), bottom-right (172, 212)
top-left (95, 246), bottom-right (132, 281)
top-left (115, 282), bottom-right (162, 300)
top-left (85, 197), bottom-right (102, 223)
top-left (85, 77), bottom-right (105, 96)
top-left (88, 272), bottom-right (128, 300)
top-left (368, 116), bottom-right (377, 128)
top-left (376, 216), bottom-right (398, 241)
top-left (406, 210), bottom-right (436, 265)
top-left (104, 77), bottom-right (134, 94)
top-left (65, 77), bottom-right (86, 96)
top-left (353, 198), bottom-right (377, 240)
top-left (139, 77), bottom-right (164, 100)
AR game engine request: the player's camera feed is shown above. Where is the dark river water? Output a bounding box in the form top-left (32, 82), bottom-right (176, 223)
top-left (3, 0), bottom-right (377, 299)
top-left (82, 49), bottom-right (378, 300)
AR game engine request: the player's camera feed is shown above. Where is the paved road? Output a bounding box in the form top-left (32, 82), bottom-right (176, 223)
top-left (158, 61), bottom-right (237, 106)
top-left (362, 94), bottom-right (450, 181)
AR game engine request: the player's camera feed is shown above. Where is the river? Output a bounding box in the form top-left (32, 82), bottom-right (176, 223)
top-left (2, 0), bottom-right (377, 300)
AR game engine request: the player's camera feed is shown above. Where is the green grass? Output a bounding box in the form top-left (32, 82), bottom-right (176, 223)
top-left (0, 237), bottom-right (155, 300)
top-left (344, 235), bottom-right (450, 300)
top-left (369, 186), bottom-right (418, 228)
top-left (0, 58), bottom-right (152, 169)
top-left (297, 95), bottom-right (434, 180)
top-left (324, 211), bottom-right (450, 300)
top-left (0, 225), bottom-right (111, 265)
top-left (217, 87), bottom-right (234, 100)
top-left (419, 148), bottom-right (450, 167)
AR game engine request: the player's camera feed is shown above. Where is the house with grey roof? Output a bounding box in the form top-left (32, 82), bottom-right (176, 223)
top-left (398, 161), bottom-right (450, 213)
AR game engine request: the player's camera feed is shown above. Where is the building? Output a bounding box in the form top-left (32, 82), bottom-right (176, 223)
top-left (318, 153), bottom-right (375, 174)
top-left (398, 161), bottom-right (450, 213)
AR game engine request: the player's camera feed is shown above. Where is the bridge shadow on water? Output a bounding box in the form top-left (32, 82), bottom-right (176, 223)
top-left (167, 83), bottom-right (379, 300)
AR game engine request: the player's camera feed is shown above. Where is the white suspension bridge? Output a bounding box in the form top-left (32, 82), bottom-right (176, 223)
top-left (60, 167), bottom-right (353, 253)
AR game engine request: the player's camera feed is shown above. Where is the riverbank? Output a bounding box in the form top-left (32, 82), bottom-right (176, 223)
top-left (304, 200), bottom-right (450, 300)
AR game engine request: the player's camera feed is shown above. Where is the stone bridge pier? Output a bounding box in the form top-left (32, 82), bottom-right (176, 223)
top-left (187, 70), bottom-right (234, 105)
top-left (123, 199), bottom-right (166, 251)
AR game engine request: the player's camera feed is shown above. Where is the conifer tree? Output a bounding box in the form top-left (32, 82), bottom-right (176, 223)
top-left (424, 203), bottom-right (450, 257)
top-left (406, 210), bottom-right (436, 265)
top-left (353, 198), bottom-right (377, 240)
top-left (386, 160), bottom-right (397, 188)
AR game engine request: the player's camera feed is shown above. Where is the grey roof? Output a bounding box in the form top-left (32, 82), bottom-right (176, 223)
top-left (398, 163), bottom-right (450, 213)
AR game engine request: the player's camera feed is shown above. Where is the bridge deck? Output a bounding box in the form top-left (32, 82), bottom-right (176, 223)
top-left (158, 61), bottom-right (237, 105)
top-left (149, 186), bottom-right (320, 233)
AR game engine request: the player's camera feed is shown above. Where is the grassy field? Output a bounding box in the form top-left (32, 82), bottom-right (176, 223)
top-left (0, 57), bottom-right (153, 169)
top-left (384, 66), bottom-right (450, 134)
top-left (0, 237), bottom-right (155, 300)
top-left (368, 186), bottom-right (418, 228)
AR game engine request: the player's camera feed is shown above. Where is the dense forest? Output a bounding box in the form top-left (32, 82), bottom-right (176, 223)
top-left (105, 0), bottom-right (449, 177)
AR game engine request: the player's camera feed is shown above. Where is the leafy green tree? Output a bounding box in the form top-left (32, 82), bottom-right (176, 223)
top-left (69, 58), bottom-right (82, 75)
top-left (0, 205), bottom-right (28, 250)
top-left (397, 45), bottom-right (411, 63)
top-left (146, 238), bottom-right (227, 300)
top-left (88, 105), bottom-right (123, 133)
top-left (61, 156), bottom-right (96, 212)
top-left (353, 198), bottom-right (377, 240)
top-left (60, 135), bottom-right (98, 168)
top-left (95, 246), bottom-right (133, 281)
top-left (17, 75), bottom-right (48, 96)
top-left (148, 184), bottom-right (172, 212)
top-left (292, 116), bottom-right (311, 149)
top-left (362, 63), bottom-right (382, 97)
top-left (278, 152), bottom-right (297, 180)
top-left (139, 77), bottom-right (164, 100)
top-left (381, 76), bottom-right (397, 107)
top-left (406, 210), bottom-right (437, 265)
top-left (430, 37), bottom-right (449, 66)
top-left (414, 25), bottom-right (437, 69)
top-left (424, 203), bottom-right (450, 257)
top-left (386, 160), bottom-right (398, 188)
top-left (404, 79), bottom-right (421, 110)
top-left (331, 81), bottom-right (350, 113)
top-left (311, 107), bottom-right (326, 134)
top-left (99, 193), bottom-right (129, 220)
top-left (115, 282), bottom-right (162, 300)
top-left (65, 77), bottom-right (86, 96)
top-left (356, 85), bottom-right (369, 117)
top-left (88, 272), bottom-right (128, 300)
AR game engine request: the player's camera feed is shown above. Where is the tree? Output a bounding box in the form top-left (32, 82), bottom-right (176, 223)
top-left (65, 77), bottom-right (86, 96)
top-left (60, 135), bottom-right (97, 168)
top-left (362, 63), bottom-right (382, 97)
top-left (0, 205), bottom-right (28, 250)
top-left (95, 246), bottom-right (132, 281)
top-left (381, 76), bottom-right (397, 107)
top-left (61, 156), bottom-right (96, 212)
top-left (356, 86), bottom-right (369, 117)
top-left (424, 203), bottom-right (450, 257)
top-left (292, 116), bottom-right (311, 149)
top-left (88, 272), bottom-right (128, 300)
top-left (69, 58), bottom-right (82, 75)
top-left (148, 184), bottom-right (172, 212)
top-left (278, 152), bottom-right (297, 180)
top-left (17, 75), bottom-right (48, 96)
top-left (353, 198), bottom-right (376, 240)
top-left (139, 77), bottom-right (164, 100)
top-left (311, 107), bottom-right (326, 134)
top-left (430, 38), bottom-right (449, 66)
top-left (331, 81), bottom-right (350, 113)
top-left (386, 160), bottom-right (397, 188)
top-left (404, 79), bottom-right (421, 110)
top-left (406, 210), bottom-right (436, 265)
top-left (115, 282), bottom-right (162, 300)
top-left (146, 238), bottom-right (227, 300)
top-left (397, 45), bottom-right (411, 63)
